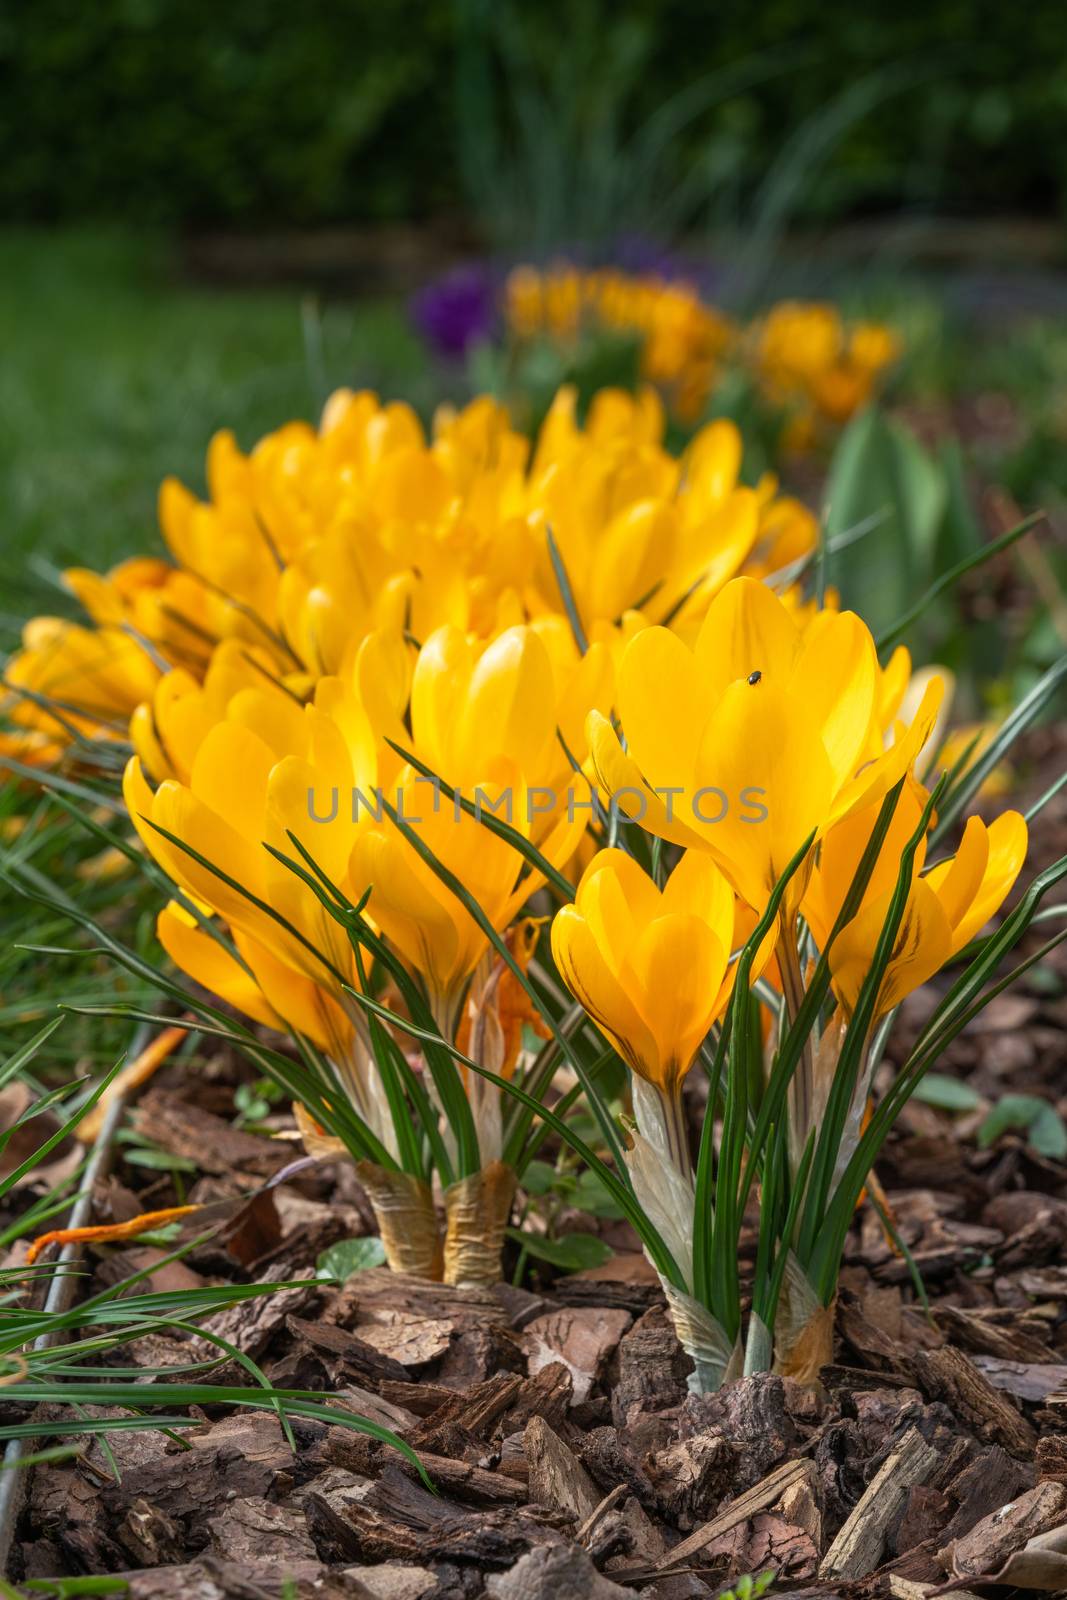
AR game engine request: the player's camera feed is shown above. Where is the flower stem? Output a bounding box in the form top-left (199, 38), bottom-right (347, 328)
top-left (661, 1083), bottom-right (693, 1184)
top-left (779, 921), bottom-right (814, 1154)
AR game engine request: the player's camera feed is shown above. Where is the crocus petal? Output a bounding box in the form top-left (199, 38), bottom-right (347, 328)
top-left (233, 928), bottom-right (348, 1055)
top-left (686, 418), bottom-right (743, 501)
top-left (693, 575), bottom-right (800, 698)
top-left (660, 848), bottom-right (733, 934)
top-left (352, 827), bottom-right (465, 999)
top-left (830, 878), bottom-right (952, 1019)
top-left (457, 625), bottom-right (557, 780)
top-left (551, 905), bottom-right (658, 1077)
top-left (793, 610), bottom-right (878, 790)
top-left (693, 680), bottom-right (834, 910)
top-left (632, 913), bottom-right (729, 1087)
top-left (617, 628), bottom-right (711, 798)
top-left (658, 489), bottom-right (759, 624)
top-left (802, 777), bottom-right (928, 952)
top-left (189, 721), bottom-right (275, 844)
top-left (588, 501), bottom-right (673, 622)
top-left (926, 810), bottom-right (1027, 954)
top-left (409, 625), bottom-right (471, 777)
top-left (586, 710), bottom-right (703, 850)
top-left (829, 674), bottom-right (945, 828)
top-left (157, 902), bottom-right (282, 1032)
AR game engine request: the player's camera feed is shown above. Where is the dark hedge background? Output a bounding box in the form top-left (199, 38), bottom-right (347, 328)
top-left (2, 0), bottom-right (1065, 227)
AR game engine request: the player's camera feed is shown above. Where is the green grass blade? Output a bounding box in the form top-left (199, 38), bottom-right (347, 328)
top-left (876, 511), bottom-right (1044, 653)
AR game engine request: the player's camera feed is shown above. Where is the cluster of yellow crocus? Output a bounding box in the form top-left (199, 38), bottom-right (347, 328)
top-left (755, 301), bottom-right (902, 452)
top-left (505, 264), bottom-right (900, 434)
top-left (5, 379), bottom-right (1024, 1336)
top-left (10, 383), bottom-right (809, 1288)
top-left (2, 385), bottom-right (816, 765)
top-left (507, 264), bottom-right (734, 422)
top-left (551, 575), bottom-right (1025, 1379)
top-left (559, 577), bottom-right (1025, 1108)
top-left (124, 615), bottom-right (599, 1283)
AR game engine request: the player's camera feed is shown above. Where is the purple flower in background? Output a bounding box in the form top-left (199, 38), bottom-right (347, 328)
top-left (410, 263), bottom-right (496, 360)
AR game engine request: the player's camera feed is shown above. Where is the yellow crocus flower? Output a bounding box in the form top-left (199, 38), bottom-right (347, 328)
top-left (590, 576), bottom-right (944, 915)
top-left (755, 301), bottom-right (900, 444)
top-left (526, 387), bottom-right (775, 632)
top-left (551, 844), bottom-right (754, 1381)
top-left (814, 795), bottom-right (1028, 1020)
top-left (124, 667), bottom-right (378, 1042)
top-left (3, 614), bottom-right (162, 754)
top-left (551, 847), bottom-right (738, 1103)
top-left (351, 622), bottom-right (598, 1032)
top-left (407, 620), bottom-right (611, 804)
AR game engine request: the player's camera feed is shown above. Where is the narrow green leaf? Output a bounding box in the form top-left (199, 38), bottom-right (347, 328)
top-left (876, 510), bottom-right (1043, 653)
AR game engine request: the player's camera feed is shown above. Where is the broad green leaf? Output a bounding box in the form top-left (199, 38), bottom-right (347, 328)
top-left (913, 1074), bottom-right (982, 1113)
top-left (572, 1169), bottom-right (628, 1220)
top-left (519, 1160), bottom-right (558, 1196)
top-left (824, 409), bottom-right (928, 640)
top-left (507, 1228), bottom-right (612, 1271)
top-left (316, 1237), bottom-right (388, 1281)
top-left (979, 1095), bottom-right (1067, 1160)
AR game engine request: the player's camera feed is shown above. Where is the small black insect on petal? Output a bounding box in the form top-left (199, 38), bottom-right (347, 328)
top-left (747, 670), bottom-right (762, 685)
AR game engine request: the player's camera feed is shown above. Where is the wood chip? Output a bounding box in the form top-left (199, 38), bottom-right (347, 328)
top-left (131, 1088), bottom-right (288, 1181)
top-left (934, 1444), bottom-right (1034, 1550)
top-left (190, 1270), bottom-right (319, 1361)
top-left (400, 1451), bottom-right (526, 1506)
top-left (950, 1480), bottom-right (1067, 1589)
top-left (377, 1379), bottom-right (456, 1417)
top-left (522, 1306), bottom-right (631, 1405)
top-left (697, 1511), bottom-right (820, 1583)
top-left (524, 1416), bottom-right (600, 1522)
top-left (888, 1579), bottom-right (981, 1600)
top-left (653, 1458), bottom-right (811, 1569)
top-left (407, 1371), bottom-right (525, 1453)
top-left (285, 1313), bottom-right (411, 1386)
top-left (937, 1304), bottom-right (1052, 1364)
top-left (206, 1494), bottom-right (318, 1566)
top-left (819, 1425), bottom-right (940, 1580)
top-left (910, 1345), bottom-right (1037, 1457)
top-left (972, 1355), bottom-right (1067, 1402)
top-left (308, 1462), bottom-right (552, 1568)
top-left (646, 1431), bottom-right (734, 1530)
top-left (500, 1360), bottom-right (574, 1434)
top-left (341, 1565), bottom-right (437, 1600)
top-left (331, 1267), bottom-right (502, 1330)
top-left (778, 1471), bottom-right (823, 1550)
top-left (354, 1312), bottom-right (453, 1367)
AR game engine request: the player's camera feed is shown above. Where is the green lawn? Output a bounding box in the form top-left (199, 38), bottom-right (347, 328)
top-left (0, 228), bottom-right (427, 643)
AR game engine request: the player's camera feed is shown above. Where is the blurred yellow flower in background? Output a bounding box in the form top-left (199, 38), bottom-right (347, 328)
top-left (505, 266), bottom-right (899, 439)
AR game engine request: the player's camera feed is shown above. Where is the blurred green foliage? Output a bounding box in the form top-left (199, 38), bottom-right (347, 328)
top-left (2, 0), bottom-right (1066, 228)
top-left (0, 2), bottom-right (453, 223)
